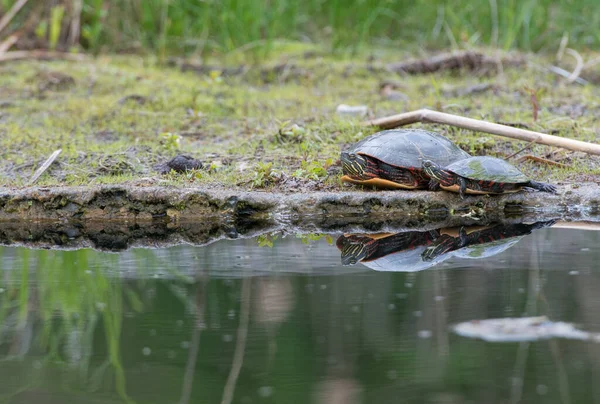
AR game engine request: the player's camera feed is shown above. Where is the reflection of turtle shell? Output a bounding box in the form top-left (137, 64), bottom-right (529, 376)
top-left (336, 230), bottom-right (441, 272)
top-left (453, 237), bottom-right (522, 259)
top-left (361, 246), bottom-right (451, 272)
top-left (422, 220), bottom-right (556, 262)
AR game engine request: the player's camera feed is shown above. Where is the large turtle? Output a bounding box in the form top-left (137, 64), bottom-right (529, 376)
top-left (336, 230), bottom-right (445, 272)
top-left (422, 156), bottom-right (557, 198)
top-left (341, 129), bottom-right (470, 189)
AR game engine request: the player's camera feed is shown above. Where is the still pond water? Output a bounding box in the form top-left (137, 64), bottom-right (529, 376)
top-left (0, 223), bottom-right (599, 404)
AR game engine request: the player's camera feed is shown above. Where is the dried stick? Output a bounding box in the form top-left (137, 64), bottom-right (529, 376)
top-left (0, 0), bottom-right (29, 35)
top-left (363, 109), bottom-right (600, 156)
top-left (0, 50), bottom-right (86, 63)
top-left (29, 149), bottom-right (61, 184)
top-left (565, 48), bottom-right (584, 84)
top-left (0, 34), bottom-right (18, 54)
top-left (516, 155), bottom-right (567, 168)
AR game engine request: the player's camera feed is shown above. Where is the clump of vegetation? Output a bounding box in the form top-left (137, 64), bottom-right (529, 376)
top-left (293, 159), bottom-right (333, 181)
top-left (159, 132), bottom-right (181, 153)
top-left (252, 162), bottom-right (279, 189)
top-left (1, 0), bottom-right (599, 58)
top-left (274, 121), bottom-right (306, 144)
top-left (257, 233), bottom-right (278, 247)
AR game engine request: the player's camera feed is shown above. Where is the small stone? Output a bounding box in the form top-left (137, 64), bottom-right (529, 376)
top-left (336, 104), bottom-right (368, 117)
top-left (164, 155), bottom-right (203, 173)
top-left (142, 347), bottom-right (151, 356)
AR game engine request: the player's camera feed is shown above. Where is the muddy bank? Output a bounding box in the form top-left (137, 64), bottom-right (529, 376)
top-left (1, 184), bottom-right (599, 250)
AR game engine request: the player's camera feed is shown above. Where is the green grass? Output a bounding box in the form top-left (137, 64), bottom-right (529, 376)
top-left (1, 50), bottom-right (599, 190)
top-left (1, 0), bottom-right (600, 58)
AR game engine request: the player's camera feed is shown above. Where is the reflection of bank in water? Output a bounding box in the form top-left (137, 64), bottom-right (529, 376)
top-left (336, 220), bottom-right (556, 272)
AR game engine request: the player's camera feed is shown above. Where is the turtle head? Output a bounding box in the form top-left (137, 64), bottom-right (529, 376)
top-left (421, 235), bottom-right (456, 262)
top-left (422, 160), bottom-right (443, 181)
top-left (336, 235), bottom-right (370, 265)
top-left (341, 152), bottom-right (370, 180)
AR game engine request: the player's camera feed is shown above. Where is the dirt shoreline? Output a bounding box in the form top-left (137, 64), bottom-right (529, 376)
top-left (1, 183), bottom-right (599, 250)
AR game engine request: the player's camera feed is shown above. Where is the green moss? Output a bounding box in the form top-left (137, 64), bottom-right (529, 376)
top-left (1, 50), bottom-right (599, 190)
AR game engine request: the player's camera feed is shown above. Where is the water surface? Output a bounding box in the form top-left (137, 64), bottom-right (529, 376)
top-left (0, 225), bottom-right (599, 403)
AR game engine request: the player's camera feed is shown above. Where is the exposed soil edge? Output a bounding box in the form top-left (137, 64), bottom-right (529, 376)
top-left (0, 183), bottom-right (599, 251)
top-left (1, 183), bottom-right (599, 222)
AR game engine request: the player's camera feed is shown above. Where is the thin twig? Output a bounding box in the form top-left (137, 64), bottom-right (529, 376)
top-left (29, 149), bottom-right (62, 185)
top-left (221, 278), bottom-right (251, 404)
top-left (556, 32), bottom-right (569, 61)
top-left (516, 155), bottom-right (568, 168)
top-left (506, 139), bottom-right (538, 159)
top-left (363, 108), bottom-right (600, 156)
top-left (0, 34), bottom-right (18, 54)
top-left (0, 0), bottom-right (29, 36)
top-left (0, 50), bottom-right (86, 63)
top-left (565, 48), bottom-right (584, 84)
top-left (546, 65), bottom-right (589, 85)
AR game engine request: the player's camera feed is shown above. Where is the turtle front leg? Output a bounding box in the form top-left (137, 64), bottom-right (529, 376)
top-left (458, 177), bottom-right (467, 199)
top-left (457, 227), bottom-right (468, 247)
top-left (428, 179), bottom-right (441, 191)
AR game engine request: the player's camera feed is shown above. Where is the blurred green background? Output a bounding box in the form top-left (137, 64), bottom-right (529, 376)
top-left (1, 0), bottom-right (599, 58)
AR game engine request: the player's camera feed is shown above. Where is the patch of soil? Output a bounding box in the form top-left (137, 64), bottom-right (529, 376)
top-left (31, 71), bottom-right (76, 92)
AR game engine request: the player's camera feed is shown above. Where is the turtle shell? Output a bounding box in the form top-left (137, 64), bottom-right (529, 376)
top-left (446, 156), bottom-right (529, 184)
top-left (351, 129), bottom-right (470, 169)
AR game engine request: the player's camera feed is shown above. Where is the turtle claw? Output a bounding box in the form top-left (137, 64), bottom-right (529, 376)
top-left (428, 180), bottom-right (440, 191)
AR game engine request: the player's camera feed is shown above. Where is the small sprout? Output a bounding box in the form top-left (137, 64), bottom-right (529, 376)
top-left (252, 162), bottom-right (278, 188)
top-left (294, 160), bottom-right (330, 180)
top-left (159, 132), bottom-right (181, 152)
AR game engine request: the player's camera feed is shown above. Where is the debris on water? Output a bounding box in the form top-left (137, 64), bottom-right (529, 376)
top-left (453, 316), bottom-right (600, 342)
top-left (336, 104), bottom-right (368, 117)
top-left (156, 154), bottom-right (203, 174)
top-left (418, 330), bottom-right (433, 339)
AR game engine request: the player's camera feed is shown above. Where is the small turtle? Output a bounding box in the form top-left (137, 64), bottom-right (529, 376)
top-left (421, 220), bottom-right (556, 262)
top-left (341, 129), bottom-right (470, 189)
top-left (422, 156), bottom-right (557, 198)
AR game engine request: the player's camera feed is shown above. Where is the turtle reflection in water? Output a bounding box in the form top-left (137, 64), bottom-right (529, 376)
top-left (421, 220), bottom-right (556, 262)
top-left (336, 230), bottom-right (440, 272)
top-left (337, 220), bottom-right (555, 272)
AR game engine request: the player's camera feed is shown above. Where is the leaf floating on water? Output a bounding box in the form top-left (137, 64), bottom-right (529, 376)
top-left (452, 316), bottom-right (600, 342)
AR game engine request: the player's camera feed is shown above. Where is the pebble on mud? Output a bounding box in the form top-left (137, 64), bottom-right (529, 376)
top-left (156, 155), bottom-right (203, 174)
top-left (336, 104), bottom-right (368, 117)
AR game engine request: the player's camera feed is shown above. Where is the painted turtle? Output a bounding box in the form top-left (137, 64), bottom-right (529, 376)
top-left (341, 129), bottom-right (470, 189)
top-left (422, 156), bottom-right (557, 199)
top-left (336, 230), bottom-right (443, 272)
top-left (421, 220), bottom-right (556, 262)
